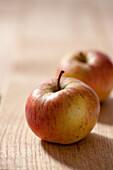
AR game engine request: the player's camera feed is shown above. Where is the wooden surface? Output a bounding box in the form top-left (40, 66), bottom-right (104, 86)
top-left (0, 0), bottom-right (113, 169)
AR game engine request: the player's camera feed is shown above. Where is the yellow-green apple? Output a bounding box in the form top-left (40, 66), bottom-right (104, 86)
top-left (56, 51), bottom-right (113, 101)
top-left (25, 71), bottom-right (100, 144)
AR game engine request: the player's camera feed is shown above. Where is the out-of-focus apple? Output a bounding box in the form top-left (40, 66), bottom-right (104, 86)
top-left (25, 71), bottom-right (100, 144)
top-left (56, 50), bottom-right (113, 101)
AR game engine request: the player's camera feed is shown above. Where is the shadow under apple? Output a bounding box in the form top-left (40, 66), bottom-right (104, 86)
top-left (41, 133), bottom-right (113, 170)
top-left (99, 97), bottom-right (113, 125)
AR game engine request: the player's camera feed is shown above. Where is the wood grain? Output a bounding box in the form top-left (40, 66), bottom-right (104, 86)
top-left (0, 1), bottom-right (113, 169)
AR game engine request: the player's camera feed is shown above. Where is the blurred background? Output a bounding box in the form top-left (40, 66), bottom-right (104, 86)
top-left (0, 0), bottom-right (113, 87)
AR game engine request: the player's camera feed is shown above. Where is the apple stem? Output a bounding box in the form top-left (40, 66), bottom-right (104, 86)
top-left (79, 52), bottom-right (86, 63)
top-left (58, 70), bottom-right (65, 91)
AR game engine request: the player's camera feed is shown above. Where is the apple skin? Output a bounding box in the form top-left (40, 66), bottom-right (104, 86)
top-left (25, 77), bottom-right (100, 144)
top-left (56, 51), bottom-right (113, 101)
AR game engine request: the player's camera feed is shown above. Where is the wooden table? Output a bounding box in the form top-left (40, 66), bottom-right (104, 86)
top-left (0, 0), bottom-right (113, 169)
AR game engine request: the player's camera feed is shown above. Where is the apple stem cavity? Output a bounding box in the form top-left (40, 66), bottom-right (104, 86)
top-left (58, 70), bottom-right (65, 91)
top-left (78, 52), bottom-right (87, 63)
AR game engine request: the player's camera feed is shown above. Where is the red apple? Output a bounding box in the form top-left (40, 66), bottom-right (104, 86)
top-left (56, 50), bottom-right (113, 101)
top-left (25, 71), bottom-right (100, 144)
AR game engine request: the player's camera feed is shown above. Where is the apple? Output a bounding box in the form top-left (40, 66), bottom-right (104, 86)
top-left (25, 71), bottom-right (100, 144)
top-left (56, 50), bottom-right (113, 101)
